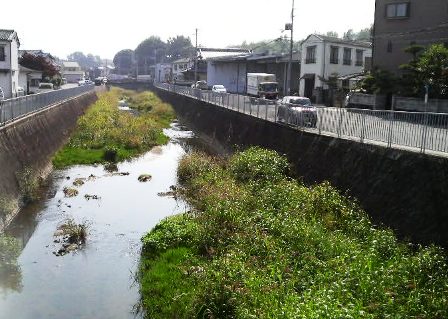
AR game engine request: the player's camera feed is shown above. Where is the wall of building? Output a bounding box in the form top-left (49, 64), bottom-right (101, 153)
top-left (10, 40), bottom-right (19, 97)
top-left (155, 87), bottom-right (448, 247)
top-left (324, 43), bottom-right (371, 78)
top-left (373, 0), bottom-right (448, 74)
top-left (207, 62), bottom-right (247, 93)
top-left (0, 91), bottom-right (98, 231)
top-left (0, 41), bottom-right (12, 98)
top-left (300, 36), bottom-right (325, 96)
top-left (300, 35), bottom-right (372, 96)
top-left (0, 73), bottom-right (11, 98)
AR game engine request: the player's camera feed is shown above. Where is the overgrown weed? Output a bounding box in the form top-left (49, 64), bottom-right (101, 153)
top-left (53, 88), bottom-right (174, 168)
top-left (139, 148), bottom-right (448, 318)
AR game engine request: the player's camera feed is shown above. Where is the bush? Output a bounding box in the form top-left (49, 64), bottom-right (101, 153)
top-left (139, 148), bottom-right (448, 318)
top-left (228, 147), bottom-right (289, 183)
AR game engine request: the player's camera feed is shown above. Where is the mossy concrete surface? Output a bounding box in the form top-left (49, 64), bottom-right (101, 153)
top-left (0, 91), bottom-right (98, 231)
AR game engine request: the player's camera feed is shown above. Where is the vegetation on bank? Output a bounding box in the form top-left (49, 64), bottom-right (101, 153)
top-left (139, 147), bottom-right (448, 318)
top-left (53, 88), bottom-right (175, 168)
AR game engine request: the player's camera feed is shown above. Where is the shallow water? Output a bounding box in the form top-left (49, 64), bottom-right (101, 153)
top-left (0, 123), bottom-right (194, 319)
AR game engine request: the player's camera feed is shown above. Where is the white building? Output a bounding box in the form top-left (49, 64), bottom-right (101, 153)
top-left (61, 61), bottom-right (84, 83)
top-left (0, 29), bottom-right (20, 99)
top-left (154, 63), bottom-right (172, 83)
top-left (18, 65), bottom-right (43, 94)
top-left (299, 34), bottom-right (372, 99)
top-left (171, 58), bottom-right (193, 82)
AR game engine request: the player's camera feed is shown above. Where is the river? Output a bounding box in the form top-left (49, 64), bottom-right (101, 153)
top-left (0, 122), bottom-right (196, 319)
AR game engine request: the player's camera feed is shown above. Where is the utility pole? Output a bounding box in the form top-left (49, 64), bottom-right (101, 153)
top-left (194, 28), bottom-right (198, 83)
top-left (287, 0), bottom-right (295, 96)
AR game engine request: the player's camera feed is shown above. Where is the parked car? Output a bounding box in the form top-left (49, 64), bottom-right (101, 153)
top-left (277, 96), bottom-right (317, 127)
top-left (191, 80), bottom-right (208, 90)
top-left (78, 79), bottom-right (86, 86)
top-left (36, 82), bottom-right (54, 93)
top-left (94, 78), bottom-right (104, 86)
top-left (212, 85), bottom-right (227, 93)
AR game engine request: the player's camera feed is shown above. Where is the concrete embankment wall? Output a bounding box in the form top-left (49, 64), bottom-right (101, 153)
top-left (0, 92), bottom-right (98, 231)
top-left (155, 88), bottom-right (448, 247)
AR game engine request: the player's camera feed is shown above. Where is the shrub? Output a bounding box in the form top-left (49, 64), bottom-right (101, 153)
top-left (228, 147), bottom-right (289, 183)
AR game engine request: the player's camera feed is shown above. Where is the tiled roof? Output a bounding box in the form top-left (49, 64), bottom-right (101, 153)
top-left (0, 29), bottom-right (19, 46)
top-left (0, 29), bottom-right (15, 41)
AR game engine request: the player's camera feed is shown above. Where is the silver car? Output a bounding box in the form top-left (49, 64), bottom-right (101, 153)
top-left (277, 96), bottom-right (317, 127)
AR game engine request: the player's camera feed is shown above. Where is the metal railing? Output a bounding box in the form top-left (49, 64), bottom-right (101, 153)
top-left (0, 85), bottom-right (95, 126)
top-left (155, 82), bottom-right (448, 156)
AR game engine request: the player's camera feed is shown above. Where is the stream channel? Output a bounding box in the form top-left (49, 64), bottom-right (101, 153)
top-left (0, 122), bottom-right (202, 319)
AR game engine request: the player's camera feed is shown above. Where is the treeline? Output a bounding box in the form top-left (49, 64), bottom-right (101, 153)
top-left (113, 36), bottom-right (194, 75)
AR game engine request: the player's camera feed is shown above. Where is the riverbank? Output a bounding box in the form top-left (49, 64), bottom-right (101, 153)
top-left (53, 88), bottom-right (175, 168)
top-left (0, 91), bottom-right (98, 233)
top-left (139, 147), bottom-right (448, 318)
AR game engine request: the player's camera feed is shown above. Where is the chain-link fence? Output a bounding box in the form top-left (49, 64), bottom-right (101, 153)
top-left (155, 82), bottom-right (448, 155)
top-left (0, 85), bottom-right (95, 126)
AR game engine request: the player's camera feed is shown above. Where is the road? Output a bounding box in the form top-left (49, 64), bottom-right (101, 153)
top-left (175, 88), bottom-right (448, 154)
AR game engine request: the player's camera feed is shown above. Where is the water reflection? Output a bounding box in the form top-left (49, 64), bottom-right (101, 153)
top-left (0, 234), bottom-right (23, 294)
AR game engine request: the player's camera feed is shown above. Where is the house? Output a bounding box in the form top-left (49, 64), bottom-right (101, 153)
top-left (18, 65), bottom-right (43, 94)
top-left (171, 58), bottom-right (194, 82)
top-left (206, 51), bottom-right (301, 94)
top-left (61, 61), bottom-right (84, 83)
top-left (0, 29), bottom-right (20, 99)
top-left (373, 0), bottom-right (448, 74)
top-left (299, 34), bottom-right (372, 101)
top-left (154, 63), bottom-right (172, 82)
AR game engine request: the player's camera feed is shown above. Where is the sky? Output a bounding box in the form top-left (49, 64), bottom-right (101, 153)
top-left (2, 0), bottom-right (375, 61)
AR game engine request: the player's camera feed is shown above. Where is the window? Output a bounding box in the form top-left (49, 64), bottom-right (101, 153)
top-left (387, 40), bottom-right (393, 53)
top-left (330, 46), bottom-right (339, 64)
top-left (343, 48), bottom-right (352, 65)
top-left (386, 2), bottom-right (410, 18)
top-left (305, 46), bottom-right (316, 64)
top-left (0, 46), bottom-right (5, 61)
top-left (355, 50), bottom-right (364, 66)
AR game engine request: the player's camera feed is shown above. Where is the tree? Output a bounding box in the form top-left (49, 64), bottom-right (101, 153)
top-left (416, 44), bottom-right (448, 98)
top-left (398, 45), bottom-right (425, 96)
top-left (166, 36), bottom-right (194, 61)
top-left (19, 52), bottom-right (60, 78)
top-left (355, 27), bottom-right (372, 41)
top-left (135, 36), bottom-right (167, 73)
top-left (359, 68), bottom-right (397, 95)
top-left (343, 29), bottom-right (355, 41)
top-left (230, 36), bottom-right (301, 55)
top-left (325, 31), bottom-right (339, 38)
top-left (67, 52), bottom-right (102, 69)
top-left (113, 49), bottom-right (134, 75)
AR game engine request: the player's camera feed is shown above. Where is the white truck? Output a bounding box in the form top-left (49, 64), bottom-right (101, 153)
top-left (247, 73), bottom-right (279, 100)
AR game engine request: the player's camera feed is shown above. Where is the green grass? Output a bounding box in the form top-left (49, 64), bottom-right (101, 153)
top-left (139, 247), bottom-right (199, 319)
top-left (139, 147), bottom-right (448, 318)
top-left (53, 88), bottom-right (175, 168)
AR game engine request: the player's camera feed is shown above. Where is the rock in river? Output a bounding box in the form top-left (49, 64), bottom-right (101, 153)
top-left (138, 174), bottom-right (152, 182)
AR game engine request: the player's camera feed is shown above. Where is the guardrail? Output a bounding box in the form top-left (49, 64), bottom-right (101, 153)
top-left (0, 85), bottom-right (95, 126)
top-left (155, 82), bottom-right (448, 156)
